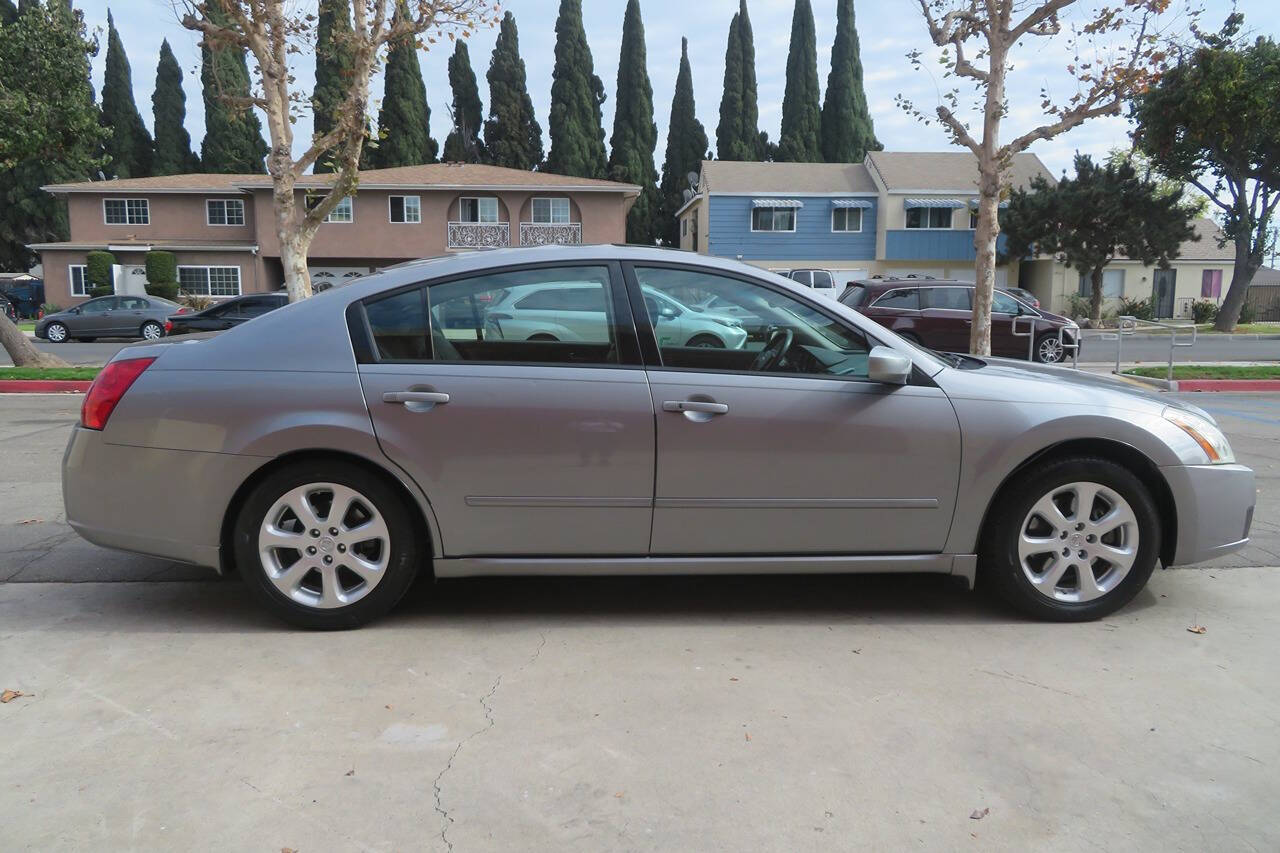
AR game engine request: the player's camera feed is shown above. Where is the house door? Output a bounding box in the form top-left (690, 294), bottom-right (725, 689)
top-left (1152, 269), bottom-right (1176, 318)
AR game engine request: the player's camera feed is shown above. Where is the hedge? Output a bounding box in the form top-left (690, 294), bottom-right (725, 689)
top-left (85, 250), bottom-right (115, 298)
top-left (144, 250), bottom-right (179, 299)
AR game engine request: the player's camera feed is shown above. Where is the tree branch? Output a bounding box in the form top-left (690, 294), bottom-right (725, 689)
top-left (1010, 0), bottom-right (1073, 40)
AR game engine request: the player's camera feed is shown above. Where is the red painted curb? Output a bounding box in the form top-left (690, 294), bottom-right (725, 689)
top-left (1176, 379), bottom-right (1280, 392)
top-left (0, 380), bottom-right (92, 393)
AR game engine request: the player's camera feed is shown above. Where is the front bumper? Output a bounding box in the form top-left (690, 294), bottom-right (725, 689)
top-left (62, 425), bottom-right (267, 570)
top-left (1161, 462), bottom-right (1255, 565)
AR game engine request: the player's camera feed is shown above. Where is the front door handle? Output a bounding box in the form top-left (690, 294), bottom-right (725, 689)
top-left (383, 390), bottom-right (450, 412)
top-left (662, 400), bottom-right (728, 415)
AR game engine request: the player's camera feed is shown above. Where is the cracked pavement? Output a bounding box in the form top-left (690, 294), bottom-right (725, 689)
top-left (1, 393), bottom-right (1278, 850)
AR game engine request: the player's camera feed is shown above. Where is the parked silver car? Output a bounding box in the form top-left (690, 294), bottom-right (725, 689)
top-left (37, 294), bottom-right (182, 342)
top-left (62, 246), bottom-right (1255, 628)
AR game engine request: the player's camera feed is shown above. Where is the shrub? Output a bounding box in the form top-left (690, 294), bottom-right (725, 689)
top-left (1238, 301), bottom-right (1257, 324)
top-left (1065, 292), bottom-right (1091, 319)
top-left (1118, 295), bottom-right (1154, 320)
top-left (84, 251), bottom-right (115, 297)
top-left (1191, 299), bottom-right (1218, 323)
top-left (144, 251), bottom-right (177, 298)
top-left (41, 303), bottom-right (63, 316)
top-left (179, 293), bottom-right (213, 311)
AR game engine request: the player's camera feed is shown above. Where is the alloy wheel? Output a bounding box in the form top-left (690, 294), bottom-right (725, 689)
top-left (142, 323), bottom-right (162, 340)
top-left (1037, 336), bottom-right (1065, 363)
top-left (46, 323), bottom-right (66, 342)
top-left (1017, 481), bottom-right (1139, 603)
top-left (257, 482), bottom-right (391, 609)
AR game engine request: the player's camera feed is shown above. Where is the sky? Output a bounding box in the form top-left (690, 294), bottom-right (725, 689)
top-left (89, 0), bottom-right (1276, 180)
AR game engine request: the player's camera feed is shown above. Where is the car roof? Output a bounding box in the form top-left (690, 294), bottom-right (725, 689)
top-left (850, 277), bottom-right (970, 291)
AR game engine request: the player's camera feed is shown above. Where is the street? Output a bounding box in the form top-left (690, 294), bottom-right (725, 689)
top-left (1, 391), bottom-right (1277, 850)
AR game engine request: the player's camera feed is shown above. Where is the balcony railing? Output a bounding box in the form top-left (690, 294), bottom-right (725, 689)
top-left (519, 222), bottom-right (582, 246)
top-left (447, 222), bottom-right (511, 250)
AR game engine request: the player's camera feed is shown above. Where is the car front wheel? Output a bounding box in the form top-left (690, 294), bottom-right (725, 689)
top-left (687, 334), bottom-right (725, 348)
top-left (45, 322), bottom-right (67, 342)
top-left (234, 460), bottom-right (422, 629)
top-left (1034, 332), bottom-right (1066, 363)
top-left (979, 456), bottom-right (1161, 621)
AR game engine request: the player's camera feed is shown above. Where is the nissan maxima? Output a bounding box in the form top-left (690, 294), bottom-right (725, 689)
top-left (62, 246), bottom-right (1254, 628)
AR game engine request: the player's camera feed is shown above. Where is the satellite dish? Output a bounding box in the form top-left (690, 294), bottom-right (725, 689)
top-left (682, 189), bottom-right (694, 203)
top-left (686, 171), bottom-right (700, 189)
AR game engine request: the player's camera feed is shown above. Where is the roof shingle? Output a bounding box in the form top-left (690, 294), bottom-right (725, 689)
top-left (866, 151), bottom-right (1054, 192)
top-left (698, 160), bottom-right (877, 194)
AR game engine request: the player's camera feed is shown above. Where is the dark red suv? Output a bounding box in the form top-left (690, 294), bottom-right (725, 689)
top-left (839, 277), bottom-right (1079, 363)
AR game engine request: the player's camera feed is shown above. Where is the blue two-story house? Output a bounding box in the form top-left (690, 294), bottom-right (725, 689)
top-left (674, 151), bottom-right (1054, 293)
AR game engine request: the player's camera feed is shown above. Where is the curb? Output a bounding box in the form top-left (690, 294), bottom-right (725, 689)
top-left (0, 380), bottom-right (92, 393)
top-left (1116, 373), bottom-right (1280, 392)
top-left (1080, 332), bottom-right (1280, 341)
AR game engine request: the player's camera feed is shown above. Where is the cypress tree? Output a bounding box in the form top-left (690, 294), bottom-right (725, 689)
top-left (199, 3), bottom-right (268, 173)
top-left (484, 12), bottom-right (542, 170)
top-left (100, 10), bottom-right (153, 178)
top-left (151, 39), bottom-right (198, 175)
top-left (607, 0), bottom-right (660, 244)
top-left (716, 0), bottom-right (762, 160)
top-left (657, 38), bottom-right (708, 246)
top-left (442, 40), bottom-right (485, 163)
top-left (371, 3), bottom-right (437, 168)
top-left (313, 0), bottom-right (355, 173)
top-left (820, 0), bottom-right (879, 163)
top-left (546, 0), bottom-right (607, 179)
top-left (0, 0), bottom-right (17, 25)
top-left (776, 0), bottom-right (822, 162)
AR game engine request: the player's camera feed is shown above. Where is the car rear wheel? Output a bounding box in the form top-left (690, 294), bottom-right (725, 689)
top-left (979, 456), bottom-right (1160, 621)
top-left (687, 334), bottom-right (725, 348)
top-left (140, 321), bottom-right (163, 340)
top-left (45, 322), bottom-right (67, 342)
top-left (1034, 332), bottom-right (1066, 363)
top-left (234, 460), bottom-right (422, 629)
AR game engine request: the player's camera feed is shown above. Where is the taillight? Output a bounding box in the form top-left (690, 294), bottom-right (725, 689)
top-left (164, 320), bottom-right (173, 333)
top-left (81, 357), bottom-right (156, 431)
top-left (176, 307), bottom-right (191, 314)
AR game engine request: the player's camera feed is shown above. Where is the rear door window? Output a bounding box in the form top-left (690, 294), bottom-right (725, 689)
top-left (872, 288), bottom-right (919, 310)
top-left (812, 271), bottom-right (834, 290)
top-left (922, 287), bottom-right (972, 311)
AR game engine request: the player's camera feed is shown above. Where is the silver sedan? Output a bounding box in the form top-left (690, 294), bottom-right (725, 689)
top-left (62, 246), bottom-right (1255, 628)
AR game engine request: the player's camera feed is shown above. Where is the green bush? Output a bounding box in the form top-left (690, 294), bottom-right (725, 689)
top-left (145, 251), bottom-right (177, 287)
top-left (85, 250), bottom-right (115, 297)
top-left (1065, 292), bottom-right (1091, 319)
top-left (1238, 301), bottom-right (1257, 324)
top-left (1118, 295), bottom-right (1154, 320)
top-left (1191, 299), bottom-right (1218, 323)
top-left (41, 303), bottom-right (63, 315)
top-left (145, 281), bottom-right (179, 300)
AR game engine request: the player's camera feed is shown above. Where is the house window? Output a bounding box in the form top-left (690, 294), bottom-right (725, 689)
top-left (206, 198), bottom-right (245, 226)
top-left (104, 198), bottom-right (149, 225)
top-left (69, 265), bottom-right (88, 297)
top-left (905, 207), bottom-right (952, 229)
top-left (307, 195), bottom-right (353, 223)
top-left (178, 265), bottom-right (242, 297)
top-left (1201, 269), bottom-right (1223, 300)
top-left (832, 208), bottom-right (863, 232)
top-left (969, 210), bottom-right (980, 229)
top-left (389, 195), bottom-right (421, 224)
top-left (750, 207), bottom-right (796, 232)
top-left (531, 197), bottom-right (570, 224)
top-left (682, 219), bottom-right (688, 237)
top-left (1078, 269), bottom-right (1125, 299)
top-left (459, 197), bottom-right (499, 223)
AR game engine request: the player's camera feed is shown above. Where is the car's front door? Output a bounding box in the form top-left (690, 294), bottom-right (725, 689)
top-left (989, 290), bottom-right (1030, 358)
top-left (73, 297), bottom-right (118, 335)
top-left (356, 263), bottom-right (655, 557)
top-left (627, 264), bottom-right (961, 555)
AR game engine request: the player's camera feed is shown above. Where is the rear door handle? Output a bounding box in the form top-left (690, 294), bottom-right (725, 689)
top-left (383, 390), bottom-right (450, 412)
top-left (662, 400), bottom-right (728, 415)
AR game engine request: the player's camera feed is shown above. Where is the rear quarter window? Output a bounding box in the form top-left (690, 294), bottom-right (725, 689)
top-left (840, 285), bottom-right (868, 307)
top-left (871, 288), bottom-right (920, 310)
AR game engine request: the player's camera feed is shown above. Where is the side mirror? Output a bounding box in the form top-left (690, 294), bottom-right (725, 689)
top-left (660, 305), bottom-right (678, 319)
top-left (868, 345), bottom-right (912, 385)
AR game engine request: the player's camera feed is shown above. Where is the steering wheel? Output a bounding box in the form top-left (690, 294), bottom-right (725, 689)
top-left (749, 327), bottom-right (794, 372)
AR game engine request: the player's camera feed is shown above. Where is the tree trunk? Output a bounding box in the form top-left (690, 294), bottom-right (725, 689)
top-left (1090, 266), bottom-right (1105, 325)
top-left (971, 186), bottom-right (1000, 355)
top-left (1213, 233), bottom-right (1258, 332)
top-left (272, 177), bottom-right (315, 302)
top-left (0, 315), bottom-right (70, 368)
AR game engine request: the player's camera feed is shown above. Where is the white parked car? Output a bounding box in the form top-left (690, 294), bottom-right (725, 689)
top-left (483, 282), bottom-right (749, 349)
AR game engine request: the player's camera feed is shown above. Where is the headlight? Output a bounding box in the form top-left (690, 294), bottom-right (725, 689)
top-left (1164, 408), bottom-right (1235, 464)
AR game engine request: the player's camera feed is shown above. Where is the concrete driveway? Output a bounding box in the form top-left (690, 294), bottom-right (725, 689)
top-left (1, 392), bottom-right (1277, 851)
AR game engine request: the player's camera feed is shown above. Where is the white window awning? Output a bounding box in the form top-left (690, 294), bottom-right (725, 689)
top-left (752, 198), bottom-right (804, 208)
top-left (966, 198), bottom-right (1010, 209)
top-left (831, 199), bottom-right (872, 208)
top-left (904, 198), bottom-right (966, 209)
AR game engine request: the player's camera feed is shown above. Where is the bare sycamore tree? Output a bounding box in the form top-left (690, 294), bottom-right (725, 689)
top-left (180, 1), bottom-right (499, 302)
top-left (898, 1), bottom-right (1178, 355)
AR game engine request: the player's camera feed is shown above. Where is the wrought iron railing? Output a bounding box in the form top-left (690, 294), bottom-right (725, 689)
top-left (447, 222), bottom-right (511, 249)
top-left (519, 222), bottom-right (582, 246)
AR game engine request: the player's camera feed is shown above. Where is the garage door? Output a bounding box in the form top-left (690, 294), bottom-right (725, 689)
top-left (309, 266), bottom-right (375, 292)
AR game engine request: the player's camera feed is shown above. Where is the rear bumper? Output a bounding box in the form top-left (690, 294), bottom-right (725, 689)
top-left (62, 425), bottom-right (268, 570)
top-left (1161, 462), bottom-right (1255, 565)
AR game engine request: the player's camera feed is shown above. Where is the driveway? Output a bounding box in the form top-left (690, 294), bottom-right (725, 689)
top-left (1, 392), bottom-right (1277, 851)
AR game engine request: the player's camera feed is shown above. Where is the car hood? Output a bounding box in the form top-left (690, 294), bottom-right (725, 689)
top-left (936, 356), bottom-right (1213, 421)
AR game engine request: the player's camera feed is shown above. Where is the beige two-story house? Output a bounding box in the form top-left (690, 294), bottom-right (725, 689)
top-left (34, 163), bottom-right (640, 307)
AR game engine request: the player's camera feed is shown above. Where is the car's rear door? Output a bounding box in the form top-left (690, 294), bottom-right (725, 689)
top-left (355, 262), bottom-right (656, 557)
top-left (989, 290), bottom-right (1029, 358)
top-left (626, 263), bottom-right (961, 556)
top-left (865, 287), bottom-right (921, 338)
top-left (112, 295), bottom-right (149, 335)
top-left (918, 286), bottom-right (972, 353)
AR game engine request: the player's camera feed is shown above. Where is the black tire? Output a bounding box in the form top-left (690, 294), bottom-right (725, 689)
top-left (44, 322), bottom-right (68, 343)
top-left (233, 460), bottom-right (423, 629)
top-left (687, 333), bottom-right (725, 348)
top-left (527, 333), bottom-right (558, 341)
top-left (140, 321), bottom-right (164, 341)
top-left (1033, 332), bottom-right (1066, 363)
top-left (979, 456), bottom-right (1161, 621)
top-left (75, 337), bottom-right (96, 343)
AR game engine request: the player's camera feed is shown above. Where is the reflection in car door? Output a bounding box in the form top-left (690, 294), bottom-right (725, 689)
top-left (356, 263), bottom-right (657, 557)
top-left (627, 264), bottom-right (961, 556)
top-left (918, 287), bottom-right (972, 353)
